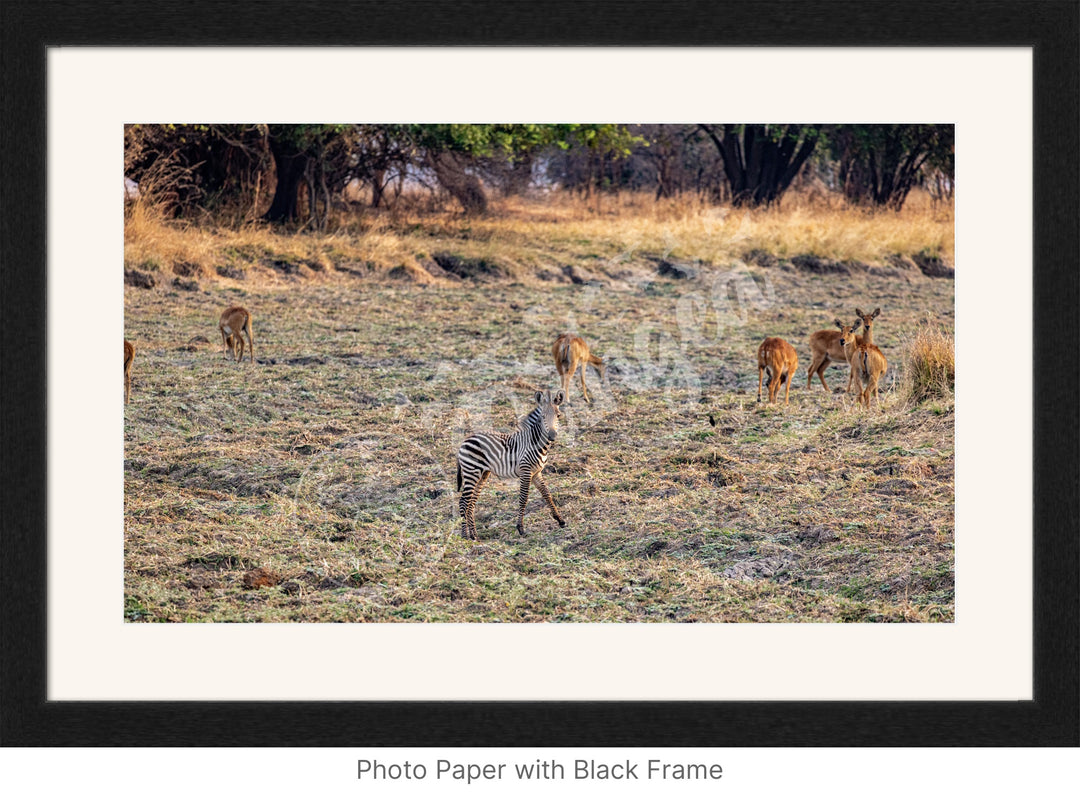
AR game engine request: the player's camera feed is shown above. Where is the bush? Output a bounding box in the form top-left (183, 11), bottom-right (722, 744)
top-left (900, 321), bottom-right (954, 402)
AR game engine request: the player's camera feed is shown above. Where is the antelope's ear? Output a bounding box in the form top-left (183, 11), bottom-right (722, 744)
top-left (553, 390), bottom-right (565, 406)
top-left (855, 308), bottom-right (864, 318)
top-left (872, 307), bottom-right (881, 318)
top-left (834, 319), bottom-right (844, 329)
top-left (535, 391), bottom-right (544, 405)
top-left (852, 319), bottom-right (863, 330)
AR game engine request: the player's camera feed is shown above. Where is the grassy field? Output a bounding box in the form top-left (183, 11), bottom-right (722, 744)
top-left (124, 196), bottom-right (954, 623)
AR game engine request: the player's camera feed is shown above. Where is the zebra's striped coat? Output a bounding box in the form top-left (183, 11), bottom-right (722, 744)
top-left (456, 389), bottom-right (567, 538)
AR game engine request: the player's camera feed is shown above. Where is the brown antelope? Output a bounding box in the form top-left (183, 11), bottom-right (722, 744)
top-left (219, 306), bottom-right (254, 363)
top-left (837, 319), bottom-right (888, 408)
top-left (757, 337), bottom-right (799, 405)
top-left (552, 333), bottom-right (604, 404)
top-left (124, 340), bottom-right (134, 404)
top-left (806, 306), bottom-right (881, 392)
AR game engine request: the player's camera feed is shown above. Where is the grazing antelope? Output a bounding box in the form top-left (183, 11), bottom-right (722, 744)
top-left (124, 340), bottom-right (134, 404)
top-left (219, 306), bottom-right (254, 363)
top-left (806, 306), bottom-right (881, 392)
top-left (552, 333), bottom-right (604, 404)
top-left (757, 337), bottom-right (799, 405)
top-left (456, 389), bottom-right (567, 539)
top-left (837, 319), bottom-right (888, 408)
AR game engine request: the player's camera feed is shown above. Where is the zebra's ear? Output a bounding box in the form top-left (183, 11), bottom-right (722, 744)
top-left (535, 391), bottom-right (544, 405)
top-left (553, 390), bottom-right (565, 406)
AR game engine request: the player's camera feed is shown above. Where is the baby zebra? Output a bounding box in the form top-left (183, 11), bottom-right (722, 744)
top-left (456, 389), bottom-right (567, 539)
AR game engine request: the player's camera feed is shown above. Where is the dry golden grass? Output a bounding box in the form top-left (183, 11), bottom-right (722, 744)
top-left (125, 189), bottom-right (953, 288)
top-left (898, 320), bottom-right (956, 403)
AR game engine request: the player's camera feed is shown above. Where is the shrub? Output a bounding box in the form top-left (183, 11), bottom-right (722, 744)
top-left (900, 320), bottom-right (954, 402)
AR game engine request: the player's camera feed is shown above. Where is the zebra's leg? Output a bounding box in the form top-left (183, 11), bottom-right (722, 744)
top-left (516, 472), bottom-right (532, 537)
top-left (459, 467), bottom-right (485, 538)
top-left (532, 471), bottom-right (565, 528)
top-left (468, 471), bottom-right (489, 537)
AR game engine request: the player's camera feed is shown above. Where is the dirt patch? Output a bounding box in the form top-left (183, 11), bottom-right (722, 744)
top-left (743, 249), bottom-right (779, 268)
top-left (655, 259), bottom-right (699, 280)
top-left (431, 252), bottom-right (507, 280)
top-left (790, 254), bottom-right (851, 274)
top-left (216, 264), bottom-right (246, 280)
top-left (722, 553), bottom-right (796, 581)
top-left (562, 263), bottom-right (606, 286)
top-left (124, 268), bottom-right (156, 289)
top-left (242, 567), bottom-right (282, 589)
top-left (911, 252), bottom-right (955, 278)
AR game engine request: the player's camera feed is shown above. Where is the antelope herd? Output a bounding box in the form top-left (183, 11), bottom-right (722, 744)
top-left (125, 299), bottom-right (890, 538)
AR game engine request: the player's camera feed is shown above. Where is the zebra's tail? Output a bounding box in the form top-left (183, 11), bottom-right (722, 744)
top-left (456, 459), bottom-right (462, 492)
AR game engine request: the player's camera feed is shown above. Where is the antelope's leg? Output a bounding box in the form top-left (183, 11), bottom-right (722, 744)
top-left (758, 365), bottom-right (765, 402)
top-left (580, 363), bottom-right (590, 404)
top-left (769, 369), bottom-right (783, 404)
top-left (532, 471), bottom-right (565, 527)
top-left (815, 358), bottom-right (831, 392)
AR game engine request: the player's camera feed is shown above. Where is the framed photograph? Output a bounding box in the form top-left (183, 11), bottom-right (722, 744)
top-left (1, 1), bottom-right (1076, 748)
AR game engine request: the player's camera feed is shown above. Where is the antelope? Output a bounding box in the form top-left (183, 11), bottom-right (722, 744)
top-left (456, 389), bottom-right (567, 539)
top-left (837, 319), bottom-right (888, 408)
top-left (757, 337), bottom-right (799, 405)
top-left (219, 306), bottom-right (254, 363)
top-left (806, 306), bottom-right (881, 392)
top-left (124, 340), bottom-right (134, 404)
top-left (552, 333), bottom-right (604, 404)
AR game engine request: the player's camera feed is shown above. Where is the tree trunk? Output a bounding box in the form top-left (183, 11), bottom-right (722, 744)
top-left (371, 168), bottom-right (386, 208)
top-left (427, 150), bottom-right (488, 214)
top-left (700, 124), bottom-right (819, 208)
top-left (264, 138), bottom-right (308, 223)
top-left (505, 153), bottom-right (534, 196)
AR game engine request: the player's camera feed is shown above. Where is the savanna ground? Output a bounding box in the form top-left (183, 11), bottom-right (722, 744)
top-left (124, 192), bottom-right (955, 622)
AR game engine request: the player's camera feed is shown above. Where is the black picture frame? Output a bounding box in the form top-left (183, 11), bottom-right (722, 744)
top-left (1, 1), bottom-right (1077, 747)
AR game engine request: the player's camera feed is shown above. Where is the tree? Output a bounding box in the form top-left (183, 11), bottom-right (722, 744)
top-left (263, 125), bottom-right (352, 226)
top-left (832, 124), bottom-right (954, 210)
top-left (403, 124), bottom-right (640, 214)
top-left (698, 124), bottom-right (821, 207)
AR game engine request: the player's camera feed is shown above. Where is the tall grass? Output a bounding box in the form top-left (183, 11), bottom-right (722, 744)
top-left (899, 320), bottom-right (955, 403)
top-left (124, 188), bottom-right (954, 284)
